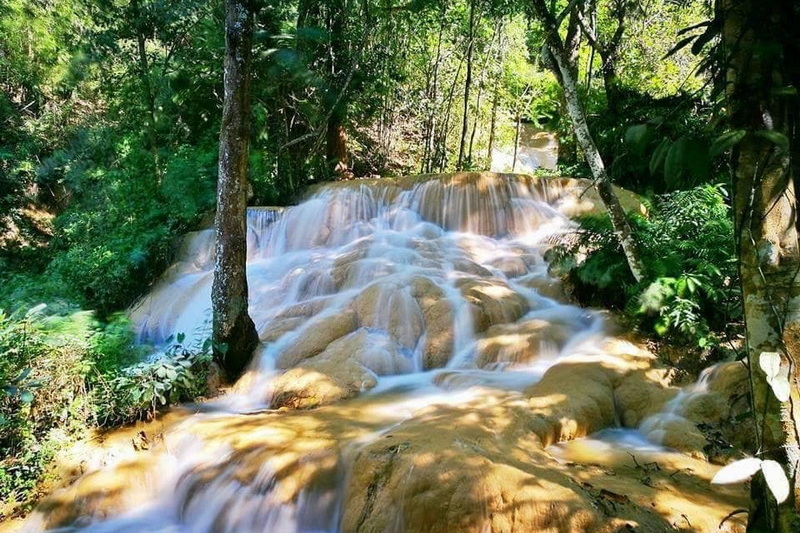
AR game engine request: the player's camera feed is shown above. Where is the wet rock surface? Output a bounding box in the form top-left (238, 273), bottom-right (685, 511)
top-left (21, 174), bottom-right (745, 533)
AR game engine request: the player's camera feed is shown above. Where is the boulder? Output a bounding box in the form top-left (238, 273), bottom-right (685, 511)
top-left (270, 329), bottom-right (412, 410)
top-left (275, 310), bottom-right (358, 369)
top-left (516, 274), bottom-right (568, 302)
top-left (682, 392), bottom-right (731, 426)
top-left (269, 367), bottom-right (365, 410)
top-left (524, 362), bottom-right (618, 446)
top-left (614, 369), bottom-right (678, 427)
top-left (354, 279), bottom-right (424, 350)
top-left (455, 277), bottom-right (529, 333)
top-left (640, 415), bottom-right (709, 457)
top-left (260, 316), bottom-right (305, 343)
top-left (411, 276), bottom-right (455, 369)
top-left (475, 318), bottom-right (572, 368)
top-left (486, 255), bottom-right (528, 278)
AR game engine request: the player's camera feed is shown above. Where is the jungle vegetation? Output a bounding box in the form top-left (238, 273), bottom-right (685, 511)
top-left (2, 0), bottom-right (799, 529)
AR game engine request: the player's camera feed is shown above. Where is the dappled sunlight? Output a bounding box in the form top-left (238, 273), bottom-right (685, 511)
top-left (25, 174), bottom-right (745, 532)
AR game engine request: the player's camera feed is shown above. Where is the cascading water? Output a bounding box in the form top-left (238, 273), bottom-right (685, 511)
top-left (23, 173), bottom-right (748, 533)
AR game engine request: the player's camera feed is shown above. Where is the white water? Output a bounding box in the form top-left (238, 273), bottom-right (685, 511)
top-left (28, 174), bottom-right (670, 532)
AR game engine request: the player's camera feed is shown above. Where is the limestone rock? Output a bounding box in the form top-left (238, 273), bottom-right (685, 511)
top-left (614, 370), bottom-right (678, 427)
top-left (641, 415), bottom-right (709, 457)
top-left (486, 255), bottom-right (528, 278)
top-left (524, 362), bottom-right (618, 446)
top-left (411, 276), bottom-right (454, 369)
top-left (270, 329), bottom-right (412, 410)
top-left (517, 274), bottom-right (567, 301)
top-left (456, 277), bottom-right (529, 333)
top-left (682, 392), bottom-right (731, 426)
top-left (475, 318), bottom-right (571, 368)
top-left (707, 361), bottom-right (749, 398)
top-left (354, 279), bottom-right (424, 350)
top-left (275, 310), bottom-right (357, 369)
top-left (259, 316), bottom-right (304, 343)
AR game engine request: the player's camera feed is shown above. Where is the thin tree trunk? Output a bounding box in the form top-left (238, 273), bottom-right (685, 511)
top-left (422, 11), bottom-right (446, 174)
top-left (512, 112), bottom-right (521, 172)
top-left (532, 0), bottom-right (645, 282)
top-left (467, 20), bottom-right (500, 166)
top-left (456, 0), bottom-right (476, 171)
top-left (131, 0), bottom-right (160, 182)
top-left (486, 80), bottom-right (499, 168)
top-left (486, 22), bottom-right (506, 168)
top-left (437, 55), bottom-right (465, 171)
top-left (212, 0), bottom-right (259, 382)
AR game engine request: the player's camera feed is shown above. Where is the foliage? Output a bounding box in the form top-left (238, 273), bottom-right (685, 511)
top-left (96, 334), bottom-right (212, 426)
top-left (0, 305), bottom-right (209, 515)
top-left (549, 184), bottom-right (738, 348)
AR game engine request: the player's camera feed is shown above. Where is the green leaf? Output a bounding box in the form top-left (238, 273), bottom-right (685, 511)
top-left (20, 391), bottom-right (34, 404)
top-left (625, 124), bottom-right (649, 151)
top-left (664, 35), bottom-right (697, 59)
top-left (176, 332), bottom-right (185, 344)
top-left (690, 21), bottom-right (720, 55)
top-left (753, 130), bottom-right (789, 153)
top-left (664, 139), bottom-right (686, 187)
top-left (710, 130), bottom-right (746, 157)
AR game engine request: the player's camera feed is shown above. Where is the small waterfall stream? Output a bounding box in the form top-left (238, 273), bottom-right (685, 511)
top-left (23, 173), bottom-right (747, 533)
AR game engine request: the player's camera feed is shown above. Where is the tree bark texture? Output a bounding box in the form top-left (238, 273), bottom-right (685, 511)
top-left (326, 0), bottom-right (351, 178)
top-left (722, 1), bottom-right (800, 530)
top-left (531, 0), bottom-right (645, 282)
top-left (456, 0), bottom-right (476, 171)
top-left (212, 0), bottom-right (259, 382)
top-left (130, 0), bottom-right (160, 180)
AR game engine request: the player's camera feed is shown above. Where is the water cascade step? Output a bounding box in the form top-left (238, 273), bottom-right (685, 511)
top-left (23, 173), bottom-right (747, 533)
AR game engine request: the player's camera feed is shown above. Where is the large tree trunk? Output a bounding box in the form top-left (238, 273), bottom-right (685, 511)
top-left (531, 0), bottom-right (645, 282)
top-left (212, 0), bottom-right (259, 382)
top-left (722, 0), bottom-right (800, 530)
top-left (326, 0), bottom-right (351, 178)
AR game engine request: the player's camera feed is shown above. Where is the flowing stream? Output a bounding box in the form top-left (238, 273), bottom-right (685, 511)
top-left (23, 173), bottom-right (747, 533)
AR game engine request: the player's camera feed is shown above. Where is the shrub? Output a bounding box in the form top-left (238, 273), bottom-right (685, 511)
top-left (95, 334), bottom-right (212, 426)
top-left (0, 305), bottom-right (210, 515)
top-left (549, 184), bottom-right (738, 348)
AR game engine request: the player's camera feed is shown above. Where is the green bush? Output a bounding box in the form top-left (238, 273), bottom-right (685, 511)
top-left (41, 136), bottom-right (216, 316)
top-left (95, 334), bottom-right (212, 426)
top-left (0, 305), bottom-right (210, 515)
top-left (549, 184), bottom-right (738, 348)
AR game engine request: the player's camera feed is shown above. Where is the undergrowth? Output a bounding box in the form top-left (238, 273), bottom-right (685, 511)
top-left (549, 183), bottom-right (739, 349)
top-left (0, 306), bottom-right (210, 517)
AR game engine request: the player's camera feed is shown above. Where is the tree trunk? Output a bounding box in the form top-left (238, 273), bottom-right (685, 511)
top-left (422, 9), bottom-right (446, 174)
top-left (131, 0), bottom-right (160, 181)
top-left (531, 0), bottom-right (645, 283)
top-left (512, 112), bottom-right (521, 172)
top-left (486, 80), bottom-right (499, 167)
top-left (722, 1), bottom-right (800, 530)
top-left (456, 0), bottom-right (476, 171)
top-left (212, 0), bottom-right (259, 382)
top-left (326, 0), bottom-right (351, 178)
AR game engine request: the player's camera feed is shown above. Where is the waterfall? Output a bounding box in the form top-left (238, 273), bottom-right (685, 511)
top-left (24, 173), bottom-right (744, 533)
